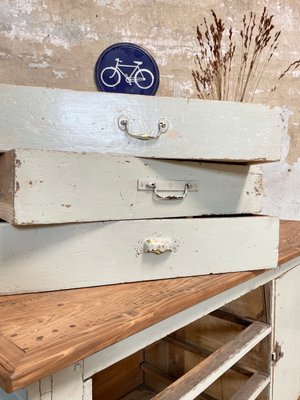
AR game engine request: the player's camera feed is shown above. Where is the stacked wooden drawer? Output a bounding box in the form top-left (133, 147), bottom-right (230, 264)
top-left (0, 84), bottom-right (284, 294)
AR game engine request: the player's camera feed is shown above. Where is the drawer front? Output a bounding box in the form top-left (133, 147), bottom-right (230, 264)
top-left (0, 149), bottom-right (263, 225)
top-left (0, 85), bottom-right (284, 162)
top-left (0, 216), bottom-right (278, 294)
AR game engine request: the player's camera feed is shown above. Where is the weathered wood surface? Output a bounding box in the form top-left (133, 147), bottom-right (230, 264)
top-left (0, 221), bottom-right (298, 392)
top-left (230, 372), bottom-right (270, 400)
top-left (0, 216), bottom-right (278, 294)
top-left (0, 149), bottom-right (263, 225)
top-left (92, 352), bottom-right (144, 400)
top-left (0, 85), bottom-right (284, 162)
top-left (152, 322), bottom-right (271, 400)
top-left (277, 220), bottom-right (300, 264)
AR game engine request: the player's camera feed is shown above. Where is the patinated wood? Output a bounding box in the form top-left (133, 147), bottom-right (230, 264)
top-left (0, 216), bottom-right (278, 294)
top-left (0, 85), bottom-right (284, 162)
top-left (0, 149), bottom-right (263, 225)
top-left (230, 372), bottom-right (270, 400)
top-left (278, 220), bottom-right (300, 264)
top-left (152, 322), bottom-right (271, 400)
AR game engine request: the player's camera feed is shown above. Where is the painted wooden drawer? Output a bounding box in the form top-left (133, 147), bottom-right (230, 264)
top-left (0, 216), bottom-right (278, 294)
top-left (91, 314), bottom-right (271, 400)
top-left (0, 149), bottom-right (263, 225)
top-left (0, 85), bottom-right (284, 162)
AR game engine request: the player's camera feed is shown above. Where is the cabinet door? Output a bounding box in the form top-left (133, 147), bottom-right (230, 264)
top-left (272, 265), bottom-right (300, 400)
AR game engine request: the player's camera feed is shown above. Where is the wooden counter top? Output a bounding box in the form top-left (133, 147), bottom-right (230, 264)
top-left (0, 220), bottom-right (299, 392)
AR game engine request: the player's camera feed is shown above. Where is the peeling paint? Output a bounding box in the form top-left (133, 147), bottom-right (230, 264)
top-left (262, 108), bottom-right (300, 220)
top-left (29, 61), bottom-right (49, 68)
top-left (53, 69), bottom-right (66, 79)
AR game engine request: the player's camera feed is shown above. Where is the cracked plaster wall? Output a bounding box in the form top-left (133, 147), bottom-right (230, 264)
top-left (0, 0), bottom-right (300, 219)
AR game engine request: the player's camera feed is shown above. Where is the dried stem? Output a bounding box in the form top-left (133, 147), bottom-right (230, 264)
top-left (192, 8), bottom-right (299, 103)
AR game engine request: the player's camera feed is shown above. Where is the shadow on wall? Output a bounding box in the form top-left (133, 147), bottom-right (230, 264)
top-left (262, 108), bottom-right (300, 221)
top-left (0, 388), bottom-right (26, 400)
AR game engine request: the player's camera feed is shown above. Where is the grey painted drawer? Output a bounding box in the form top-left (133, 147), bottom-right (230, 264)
top-left (0, 149), bottom-right (263, 225)
top-left (0, 84), bottom-right (284, 162)
top-left (0, 216), bottom-right (278, 294)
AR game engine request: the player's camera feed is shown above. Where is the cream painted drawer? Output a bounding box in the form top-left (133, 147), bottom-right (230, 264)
top-left (0, 149), bottom-right (263, 225)
top-left (0, 85), bottom-right (284, 162)
top-left (0, 216), bottom-right (278, 294)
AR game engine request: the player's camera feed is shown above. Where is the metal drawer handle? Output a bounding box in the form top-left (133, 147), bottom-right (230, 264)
top-left (146, 182), bottom-right (191, 200)
top-left (118, 115), bottom-right (168, 140)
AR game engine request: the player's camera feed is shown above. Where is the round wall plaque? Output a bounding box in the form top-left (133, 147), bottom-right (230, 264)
top-left (94, 43), bottom-right (159, 95)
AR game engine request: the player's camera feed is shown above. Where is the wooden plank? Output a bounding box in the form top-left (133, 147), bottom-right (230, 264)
top-left (209, 310), bottom-right (253, 327)
top-left (230, 372), bottom-right (270, 400)
top-left (152, 322), bottom-right (271, 400)
top-left (0, 216), bottom-right (278, 294)
top-left (0, 85), bottom-right (284, 162)
top-left (0, 336), bottom-right (24, 373)
top-left (169, 308), bottom-right (268, 399)
top-left (121, 385), bottom-right (157, 400)
top-left (278, 220), bottom-right (300, 264)
top-left (141, 362), bottom-right (176, 386)
top-left (0, 149), bottom-right (263, 225)
top-left (92, 352), bottom-right (144, 400)
top-left (163, 335), bottom-right (254, 376)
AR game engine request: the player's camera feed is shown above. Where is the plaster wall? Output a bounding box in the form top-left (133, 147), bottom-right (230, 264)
top-left (0, 0), bottom-right (299, 219)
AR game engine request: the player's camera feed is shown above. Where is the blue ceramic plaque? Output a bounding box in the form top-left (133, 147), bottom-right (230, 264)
top-left (94, 43), bottom-right (159, 95)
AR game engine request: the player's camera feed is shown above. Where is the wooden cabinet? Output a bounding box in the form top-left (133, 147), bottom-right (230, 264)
top-left (1, 258), bottom-right (300, 400)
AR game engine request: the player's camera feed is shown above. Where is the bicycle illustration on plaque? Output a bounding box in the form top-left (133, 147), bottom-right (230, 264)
top-left (94, 43), bottom-right (159, 95)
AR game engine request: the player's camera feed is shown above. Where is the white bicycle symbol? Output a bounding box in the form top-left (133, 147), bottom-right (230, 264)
top-left (100, 58), bottom-right (155, 89)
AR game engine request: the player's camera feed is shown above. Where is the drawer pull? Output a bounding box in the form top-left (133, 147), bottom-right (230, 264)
top-left (143, 238), bottom-right (177, 255)
top-left (147, 182), bottom-right (191, 200)
top-left (118, 115), bottom-right (168, 140)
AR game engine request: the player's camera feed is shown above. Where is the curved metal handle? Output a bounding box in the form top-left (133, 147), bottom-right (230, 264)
top-left (146, 183), bottom-right (191, 200)
top-left (118, 116), bottom-right (168, 140)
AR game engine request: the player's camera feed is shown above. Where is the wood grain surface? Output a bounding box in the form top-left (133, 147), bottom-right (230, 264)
top-left (278, 220), bottom-right (300, 264)
top-left (0, 220), bottom-right (298, 392)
